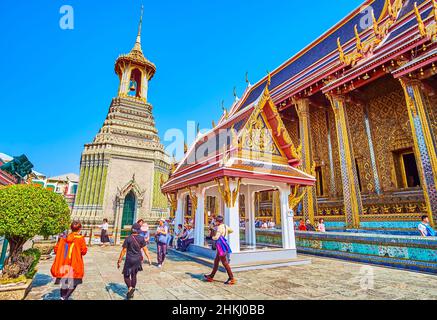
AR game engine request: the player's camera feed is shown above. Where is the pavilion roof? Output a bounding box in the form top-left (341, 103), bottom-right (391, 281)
top-left (162, 87), bottom-right (315, 193)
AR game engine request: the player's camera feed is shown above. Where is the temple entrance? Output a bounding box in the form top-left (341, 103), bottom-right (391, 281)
top-left (394, 149), bottom-right (421, 189)
top-left (402, 152), bottom-right (420, 188)
top-left (121, 191), bottom-right (136, 237)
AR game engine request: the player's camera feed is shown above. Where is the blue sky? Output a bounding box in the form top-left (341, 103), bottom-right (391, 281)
top-left (0, 0), bottom-right (363, 176)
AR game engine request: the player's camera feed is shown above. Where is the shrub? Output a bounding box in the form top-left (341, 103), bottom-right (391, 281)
top-left (0, 184), bottom-right (70, 278)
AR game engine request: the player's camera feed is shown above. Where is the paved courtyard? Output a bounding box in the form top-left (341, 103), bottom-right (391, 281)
top-left (26, 245), bottom-right (437, 300)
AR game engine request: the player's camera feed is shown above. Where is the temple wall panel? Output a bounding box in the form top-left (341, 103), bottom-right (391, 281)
top-left (326, 106), bottom-right (343, 197)
top-left (285, 120), bottom-right (299, 148)
top-left (310, 109), bottom-right (331, 197)
top-left (424, 93), bottom-right (437, 144)
top-left (345, 104), bottom-right (375, 194)
top-left (366, 82), bottom-right (414, 192)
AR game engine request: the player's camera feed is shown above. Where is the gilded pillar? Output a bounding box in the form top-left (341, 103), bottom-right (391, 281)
top-left (363, 104), bottom-right (382, 195)
top-left (327, 95), bottom-right (363, 228)
top-left (326, 110), bottom-right (337, 197)
top-left (400, 78), bottom-right (437, 226)
top-left (296, 99), bottom-right (318, 224)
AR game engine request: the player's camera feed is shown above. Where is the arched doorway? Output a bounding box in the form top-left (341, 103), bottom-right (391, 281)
top-left (121, 191), bottom-right (136, 237)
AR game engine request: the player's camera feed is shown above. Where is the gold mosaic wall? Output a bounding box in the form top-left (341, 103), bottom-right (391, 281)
top-left (366, 79), bottom-right (414, 192)
top-left (424, 92), bottom-right (437, 144)
top-left (345, 104), bottom-right (375, 194)
top-left (310, 109), bottom-right (331, 197)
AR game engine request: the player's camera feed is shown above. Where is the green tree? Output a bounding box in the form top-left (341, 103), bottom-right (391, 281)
top-left (0, 184), bottom-right (70, 268)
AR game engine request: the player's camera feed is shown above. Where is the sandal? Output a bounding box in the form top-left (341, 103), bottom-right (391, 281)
top-left (127, 288), bottom-right (135, 300)
top-left (224, 278), bottom-right (236, 285)
top-left (203, 274), bottom-right (214, 282)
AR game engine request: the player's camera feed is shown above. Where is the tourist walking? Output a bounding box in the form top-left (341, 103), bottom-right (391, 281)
top-left (51, 220), bottom-right (88, 300)
top-left (203, 215), bottom-right (236, 285)
top-left (99, 218), bottom-right (110, 247)
top-left (418, 215), bottom-right (436, 237)
top-left (155, 218), bottom-right (169, 268)
top-left (117, 223), bottom-right (149, 300)
top-left (137, 219), bottom-right (152, 265)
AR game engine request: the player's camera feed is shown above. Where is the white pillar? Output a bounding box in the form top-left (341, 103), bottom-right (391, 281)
top-left (245, 187), bottom-right (256, 247)
top-left (224, 181), bottom-right (240, 253)
top-left (194, 189), bottom-right (205, 246)
top-left (175, 193), bottom-right (184, 229)
top-left (280, 187), bottom-right (296, 250)
top-left (244, 190), bottom-right (250, 244)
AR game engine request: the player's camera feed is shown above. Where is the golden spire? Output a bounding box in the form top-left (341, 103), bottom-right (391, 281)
top-left (133, 5), bottom-right (144, 53)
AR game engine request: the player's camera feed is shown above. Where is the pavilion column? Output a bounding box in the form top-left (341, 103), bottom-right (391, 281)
top-left (296, 98), bottom-right (318, 224)
top-left (194, 189), bottom-right (205, 247)
top-left (279, 186), bottom-right (295, 250)
top-left (175, 193), bottom-right (184, 229)
top-left (244, 186), bottom-right (256, 247)
top-left (327, 94), bottom-right (362, 229)
top-left (400, 78), bottom-right (437, 227)
top-left (224, 180), bottom-right (240, 253)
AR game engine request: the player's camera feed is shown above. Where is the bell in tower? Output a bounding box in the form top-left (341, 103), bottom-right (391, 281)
top-left (114, 5), bottom-right (156, 102)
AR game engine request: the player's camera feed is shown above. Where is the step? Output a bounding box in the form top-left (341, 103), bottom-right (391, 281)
top-left (170, 248), bottom-right (311, 272)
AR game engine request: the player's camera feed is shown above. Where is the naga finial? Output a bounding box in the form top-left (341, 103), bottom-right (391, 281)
top-left (354, 25), bottom-right (363, 53)
top-left (414, 2), bottom-right (426, 37)
top-left (266, 71), bottom-right (271, 87)
top-left (433, 0), bottom-right (437, 23)
top-left (337, 37), bottom-right (345, 63)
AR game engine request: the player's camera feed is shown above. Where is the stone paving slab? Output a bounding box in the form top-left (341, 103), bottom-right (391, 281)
top-left (24, 245), bottom-right (437, 300)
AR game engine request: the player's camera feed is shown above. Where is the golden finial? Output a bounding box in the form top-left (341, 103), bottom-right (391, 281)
top-left (414, 2), bottom-right (426, 37)
top-left (245, 71), bottom-right (250, 86)
top-left (266, 71), bottom-right (271, 87)
top-left (184, 141), bottom-right (188, 153)
top-left (222, 100), bottom-right (228, 119)
top-left (233, 86), bottom-right (237, 99)
top-left (196, 123), bottom-right (200, 135)
top-left (388, 0), bottom-right (394, 19)
top-left (337, 37), bottom-right (345, 63)
top-left (133, 5), bottom-right (144, 52)
top-left (372, 10), bottom-right (380, 38)
top-left (212, 120), bottom-right (216, 128)
top-left (433, 0), bottom-right (437, 23)
top-left (354, 25), bottom-right (363, 52)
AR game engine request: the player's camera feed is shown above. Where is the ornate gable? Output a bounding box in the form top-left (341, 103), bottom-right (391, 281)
top-left (235, 87), bottom-right (302, 166)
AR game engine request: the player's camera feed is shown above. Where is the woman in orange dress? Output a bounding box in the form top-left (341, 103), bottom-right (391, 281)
top-left (51, 220), bottom-right (88, 300)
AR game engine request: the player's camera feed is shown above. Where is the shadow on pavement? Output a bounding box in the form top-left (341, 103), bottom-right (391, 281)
top-left (106, 282), bottom-right (128, 299)
top-left (32, 273), bottom-right (53, 288)
top-left (42, 289), bottom-right (61, 300)
top-left (185, 272), bottom-right (203, 280)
